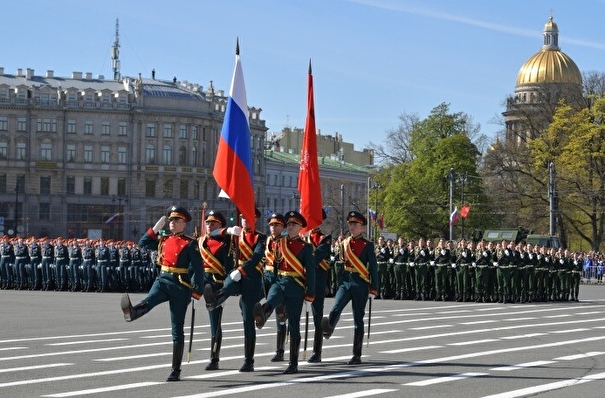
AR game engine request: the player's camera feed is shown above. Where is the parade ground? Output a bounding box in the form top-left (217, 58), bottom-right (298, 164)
top-left (2, 286), bottom-right (605, 398)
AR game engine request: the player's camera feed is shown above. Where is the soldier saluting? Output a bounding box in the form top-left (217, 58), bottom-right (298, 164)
top-left (120, 206), bottom-right (203, 382)
top-left (321, 211), bottom-right (379, 365)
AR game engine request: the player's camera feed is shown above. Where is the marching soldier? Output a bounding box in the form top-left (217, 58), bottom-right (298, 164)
top-left (306, 210), bottom-right (332, 363)
top-left (68, 239), bottom-right (82, 291)
top-left (474, 241), bottom-right (492, 302)
top-left (392, 236), bottom-right (408, 300)
top-left (455, 240), bottom-right (475, 302)
top-left (413, 238), bottom-right (431, 300)
top-left (118, 242), bottom-right (132, 291)
top-left (375, 236), bottom-right (390, 299)
top-left (495, 240), bottom-right (512, 303)
top-left (321, 211), bottom-right (378, 365)
top-left (95, 239), bottom-right (111, 292)
top-left (570, 251), bottom-right (582, 301)
top-left (406, 239), bottom-right (417, 300)
top-left (14, 236), bottom-right (30, 290)
top-left (120, 206), bottom-right (203, 382)
top-left (253, 211), bottom-right (315, 374)
top-left (263, 213), bottom-right (288, 362)
top-left (198, 210), bottom-right (236, 371)
top-left (433, 238), bottom-right (450, 301)
top-left (330, 235), bottom-right (345, 296)
top-left (82, 240), bottom-right (96, 292)
top-left (203, 208), bottom-right (266, 372)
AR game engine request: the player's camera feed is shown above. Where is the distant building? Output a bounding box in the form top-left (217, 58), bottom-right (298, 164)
top-left (266, 127), bottom-right (374, 167)
top-left (503, 15), bottom-right (583, 144)
top-left (0, 68), bottom-right (267, 239)
top-left (264, 148), bottom-right (371, 236)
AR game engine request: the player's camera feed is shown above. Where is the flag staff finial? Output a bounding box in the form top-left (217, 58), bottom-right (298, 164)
top-left (236, 37), bottom-right (240, 56)
top-left (308, 58), bottom-right (312, 74)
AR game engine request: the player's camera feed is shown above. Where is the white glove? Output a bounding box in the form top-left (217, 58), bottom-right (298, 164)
top-left (493, 262), bottom-right (499, 267)
top-left (227, 226), bottom-right (242, 236)
top-left (152, 216), bottom-right (167, 234)
top-left (368, 292), bottom-right (375, 299)
top-left (330, 255), bottom-right (336, 261)
top-left (230, 269), bottom-right (242, 282)
top-left (452, 263), bottom-right (457, 268)
top-left (410, 262), bottom-right (415, 267)
top-left (304, 300), bottom-right (311, 312)
top-left (472, 262), bottom-right (477, 267)
top-left (389, 258), bottom-right (394, 264)
top-left (430, 261), bottom-right (435, 266)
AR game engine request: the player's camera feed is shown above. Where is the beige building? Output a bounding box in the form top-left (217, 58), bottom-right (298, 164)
top-left (0, 68), bottom-right (267, 239)
top-left (267, 127), bottom-right (374, 167)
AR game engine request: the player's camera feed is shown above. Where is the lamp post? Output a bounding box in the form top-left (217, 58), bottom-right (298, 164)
top-left (14, 186), bottom-right (19, 236)
top-left (112, 196), bottom-right (128, 240)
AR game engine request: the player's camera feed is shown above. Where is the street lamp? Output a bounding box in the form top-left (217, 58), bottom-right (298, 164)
top-left (112, 196), bottom-right (128, 240)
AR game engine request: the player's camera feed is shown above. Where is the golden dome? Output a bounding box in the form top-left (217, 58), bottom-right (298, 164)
top-left (515, 16), bottom-right (582, 86)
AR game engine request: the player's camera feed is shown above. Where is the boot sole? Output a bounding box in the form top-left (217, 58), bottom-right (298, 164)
top-left (203, 284), bottom-right (216, 310)
top-left (120, 294), bottom-right (133, 322)
top-left (253, 302), bottom-right (265, 329)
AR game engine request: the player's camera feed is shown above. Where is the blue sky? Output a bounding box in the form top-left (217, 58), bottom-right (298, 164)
top-left (3, 0), bottom-right (605, 151)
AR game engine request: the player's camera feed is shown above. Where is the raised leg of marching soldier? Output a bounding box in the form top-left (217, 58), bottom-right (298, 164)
top-left (205, 291), bottom-right (224, 371)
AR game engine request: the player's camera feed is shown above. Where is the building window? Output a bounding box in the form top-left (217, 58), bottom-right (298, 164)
top-left (192, 126), bottom-right (199, 140)
top-left (0, 141), bottom-right (7, 159)
top-left (179, 146), bottom-right (187, 166)
top-left (117, 178), bottom-right (126, 196)
top-left (101, 146), bottom-right (110, 163)
top-left (84, 120), bottom-right (94, 134)
top-left (145, 179), bottom-right (155, 197)
top-left (67, 120), bottom-right (76, 134)
top-left (101, 122), bottom-right (110, 135)
top-left (39, 203), bottom-right (50, 220)
top-left (163, 144), bottom-right (172, 165)
top-left (180, 180), bottom-right (188, 198)
top-left (146, 144), bottom-right (155, 164)
top-left (40, 176), bottom-right (51, 195)
top-left (66, 176), bottom-right (75, 194)
top-left (179, 125), bottom-right (187, 139)
top-left (84, 145), bottom-right (93, 163)
top-left (100, 177), bottom-right (109, 195)
top-left (118, 147), bottom-right (127, 164)
top-left (163, 180), bottom-right (173, 197)
top-left (192, 147), bottom-right (198, 167)
top-left (66, 144), bottom-right (76, 162)
top-left (37, 118), bottom-right (57, 133)
top-left (118, 122), bottom-right (127, 136)
top-left (17, 118), bottom-right (27, 132)
top-left (40, 142), bottom-right (52, 161)
top-left (163, 124), bottom-right (173, 138)
top-left (83, 177), bottom-right (92, 195)
top-left (0, 174), bottom-right (6, 193)
top-left (146, 123), bottom-right (156, 137)
top-left (0, 117), bottom-right (8, 131)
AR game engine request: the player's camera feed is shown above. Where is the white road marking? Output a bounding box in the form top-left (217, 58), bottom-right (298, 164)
top-left (323, 388), bottom-right (399, 398)
top-left (405, 372), bottom-right (488, 386)
top-left (41, 381), bottom-right (164, 397)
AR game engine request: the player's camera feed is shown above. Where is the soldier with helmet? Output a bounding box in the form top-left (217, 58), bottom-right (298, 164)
top-left (253, 210), bottom-right (315, 374)
top-left (321, 211), bottom-right (378, 365)
top-left (120, 206), bottom-right (203, 382)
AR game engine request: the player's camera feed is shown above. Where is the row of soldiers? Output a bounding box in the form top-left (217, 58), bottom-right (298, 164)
top-left (0, 235), bottom-right (159, 292)
top-left (366, 236), bottom-right (583, 303)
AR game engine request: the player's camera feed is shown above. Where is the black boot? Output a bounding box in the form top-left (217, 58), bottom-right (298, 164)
top-left (205, 333), bottom-right (222, 370)
top-left (307, 329), bottom-right (323, 363)
top-left (271, 329), bottom-right (286, 362)
top-left (321, 311), bottom-right (339, 339)
top-left (120, 294), bottom-right (150, 322)
top-left (166, 342), bottom-right (184, 381)
top-left (347, 329), bottom-right (364, 365)
top-left (203, 284), bottom-right (227, 310)
top-left (239, 337), bottom-right (255, 372)
top-left (254, 302), bottom-right (272, 329)
top-left (283, 337), bottom-right (300, 374)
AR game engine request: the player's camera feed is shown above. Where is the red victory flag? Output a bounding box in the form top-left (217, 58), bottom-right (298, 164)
top-left (298, 60), bottom-right (323, 233)
top-left (212, 39), bottom-right (256, 230)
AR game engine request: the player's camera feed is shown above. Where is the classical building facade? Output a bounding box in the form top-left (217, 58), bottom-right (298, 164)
top-left (503, 16), bottom-right (583, 144)
top-left (0, 68), bottom-right (267, 239)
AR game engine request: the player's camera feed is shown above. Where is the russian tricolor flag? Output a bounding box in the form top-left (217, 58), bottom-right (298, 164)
top-left (213, 39), bottom-right (256, 229)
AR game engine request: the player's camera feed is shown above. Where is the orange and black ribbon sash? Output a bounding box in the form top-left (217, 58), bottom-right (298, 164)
top-left (343, 236), bottom-right (370, 283)
top-left (278, 238), bottom-right (306, 281)
top-left (199, 235), bottom-right (225, 276)
top-left (239, 235), bottom-right (254, 262)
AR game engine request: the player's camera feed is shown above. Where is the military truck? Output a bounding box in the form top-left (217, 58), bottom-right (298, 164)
top-left (480, 227), bottom-right (561, 249)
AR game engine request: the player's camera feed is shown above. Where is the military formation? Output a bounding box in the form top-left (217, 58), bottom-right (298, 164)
top-left (366, 237), bottom-right (583, 304)
top-left (0, 235), bottom-right (157, 292)
top-left (118, 206), bottom-right (377, 381)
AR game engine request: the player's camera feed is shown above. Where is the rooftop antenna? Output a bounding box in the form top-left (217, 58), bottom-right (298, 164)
top-left (111, 18), bottom-right (121, 81)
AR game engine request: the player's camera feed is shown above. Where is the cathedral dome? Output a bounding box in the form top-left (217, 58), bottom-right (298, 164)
top-left (515, 16), bottom-right (582, 86)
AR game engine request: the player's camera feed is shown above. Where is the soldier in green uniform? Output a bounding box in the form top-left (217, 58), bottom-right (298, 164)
top-left (120, 206), bottom-right (203, 382)
top-left (433, 238), bottom-right (450, 301)
top-left (254, 211), bottom-right (315, 374)
top-left (330, 235), bottom-right (345, 296)
top-left (321, 211), bottom-right (378, 365)
top-left (375, 236), bottom-right (390, 299)
top-left (306, 210), bottom-right (332, 363)
top-left (570, 251), bottom-right (582, 301)
top-left (203, 208), bottom-right (266, 372)
top-left (495, 240), bottom-right (512, 303)
top-left (263, 214), bottom-right (287, 362)
top-left (392, 236), bottom-right (408, 300)
top-left (406, 240), bottom-right (416, 300)
top-left (474, 240), bottom-right (492, 302)
top-left (455, 240), bottom-right (475, 302)
top-left (197, 210), bottom-right (234, 371)
top-left (414, 238), bottom-right (431, 300)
